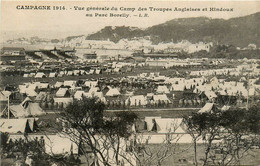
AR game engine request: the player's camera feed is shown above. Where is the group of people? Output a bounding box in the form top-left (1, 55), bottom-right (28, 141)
top-left (6, 136), bottom-right (45, 159)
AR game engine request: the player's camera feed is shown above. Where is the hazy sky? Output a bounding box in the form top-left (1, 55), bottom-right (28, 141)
top-left (1, 1), bottom-right (260, 40)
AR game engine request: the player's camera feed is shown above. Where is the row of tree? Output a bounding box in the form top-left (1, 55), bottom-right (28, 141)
top-left (57, 97), bottom-right (259, 166)
top-left (183, 105), bottom-right (260, 166)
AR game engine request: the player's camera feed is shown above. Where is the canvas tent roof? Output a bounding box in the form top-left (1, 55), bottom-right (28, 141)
top-left (10, 104), bottom-right (29, 117)
top-left (155, 118), bottom-right (186, 134)
top-left (172, 84), bottom-right (185, 91)
top-left (157, 85), bottom-right (170, 94)
top-left (49, 72), bottom-right (56, 78)
top-left (35, 72), bottom-right (46, 78)
top-left (84, 81), bottom-right (98, 87)
top-left (88, 87), bottom-right (99, 94)
top-left (144, 116), bottom-right (161, 131)
top-left (64, 81), bottom-right (76, 88)
top-left (22, 96), bottom-right (31, 103)
top-left (127, 95), bottom-right (147, 106)
top-left (36, 82), bottom-right (49, 89)
top-left (54, 81), bottom-right (64, 88)
top-left (0, 91), bottom-right (10, 101)
top-left (26, 89), bottom-right (38, 97)
top-left (35, 92), bottom-right (47, 101)
top-left (10, 97), bottom-right (45, 117)
top-left (26, 118), bottom-right (39, 131)
top-left (105, 88), bottom-right (121, 97)
top-left (204, 90), bottom-right (217, 100)
top-left (198, 103), bottom-right (215, 113)
top-left (153, 94), bottom-right (171, 103)
top-left (53, 98), bottom-right (73, 107)
top-left (10, 98), bottom-right (45, 117)
top-left (26, 103), bottom-right (45, 116)
top-left (74, 90), bottom-right (85, 100)
top-left (0, 119), bottom-right (32, 133)
top-left (56, 88), bottom-right (69, 97)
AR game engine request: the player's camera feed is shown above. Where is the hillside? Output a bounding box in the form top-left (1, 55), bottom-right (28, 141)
top-left (86, 12), bottom-right (260, 47)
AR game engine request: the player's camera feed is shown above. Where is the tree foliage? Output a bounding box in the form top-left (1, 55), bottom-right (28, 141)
top-left (183, 105), bottom-right (260, 166)
top-left (58, 97), bottom-right (138, 166)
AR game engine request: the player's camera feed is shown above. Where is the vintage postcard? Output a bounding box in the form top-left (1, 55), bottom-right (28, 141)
top-left (1, 0), bottom-right (260, 166)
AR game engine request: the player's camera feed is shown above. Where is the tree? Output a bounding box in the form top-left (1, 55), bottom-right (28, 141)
top-left (183, 105), bottom-right (260, 166)
top-left (102, 111), bottom-right (138, 165)
top-left (127, 119), bottom-right (189, 166)
top-left (183, 113), bottom-right (206, 166)
top-left (57, 97), bottom-right (138, 166)
top-left (0, 132), bottom-right (9, 151)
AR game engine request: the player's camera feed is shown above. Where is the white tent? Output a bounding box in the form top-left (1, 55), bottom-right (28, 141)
top-left (157, 85), bottom-right (170, 94)
top-left (25, 89), bottom-right (38, 97)
top-left (0, 91), bottom-right (9, 101)
top-left (36, 82), bottom-right (49, 89)
top-left (204, 90), bottom-right (217, 100)
top-left (95, 69), bottom-right (101, 74)
top-left (198, 103), bottom-right (214, 113)
top-left (144, 116), bottom-right (161, 131)
top-left (26, 103), bottom-right (45, 116)
top-left (88, 87), bottom-right (99, 94)
top-left (172, 84), bottom-right (185, 91)
top-left (35, 72), bottom-right (46, 78)
top-left (10, 105), bottom-right (29, 117)
top-left (23, 73), bottom-right (29, 77)
top-left (0, 119), bottom-right (32, 133)
top-left (73, 70), bottom-right (80, 76)
top-left (29, 73), bottom-right (36, 77)
top-left (10, 98), bottom-right (45, 117)
top-left (54, 81), bottom-right (64, 88)
top-left (153, 94), bottom-right (171, 103)
top-left (53, 98), bottom-right (73, 107)
top-left (67, 71), bottom-right (73, 76)
top-left (89, 69), bottom-right (95, 74)
top-left (49, 72), bottom-right (56, 78)
top-left (58, 71), bottom-right (65, 77)
top-left (105, 88), bottom-right (121, 97)
top-left (56, 88), bottom-right (69, 97)
top-left (126, 95), bottom-right (147, 106)
top-left (84, 81), bottom-right (98, 88)
top-left (74, 90), bottom-right (85, 100)
top-left (35, 92), bottom-right (47, 101)
top-left (64, 81), bottom-right (76, 88)
top-left (155, 118), bottom-right (185, 134)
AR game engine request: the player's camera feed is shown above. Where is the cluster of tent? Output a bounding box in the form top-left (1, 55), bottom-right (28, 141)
top-left (134, 117), bottom-right (186, 134)
top-left (1, 96), bottom-right (45, 118)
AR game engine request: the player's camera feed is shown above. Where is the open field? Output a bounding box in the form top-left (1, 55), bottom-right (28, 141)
top-left (2, 142), bottom-right (259, 166)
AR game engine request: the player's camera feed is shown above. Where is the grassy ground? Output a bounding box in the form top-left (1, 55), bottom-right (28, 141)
top-left (2, 143), bottom-right (259, 166)
top-left (75, 143), bottom-right (260, 166)
top-left (141, 143), bottom-right (260, 166)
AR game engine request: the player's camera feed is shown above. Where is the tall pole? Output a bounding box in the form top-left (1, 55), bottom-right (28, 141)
top-left (246, 73), bottom-right (250, 110)
top-left (8, 95), bottom-right (10, 119)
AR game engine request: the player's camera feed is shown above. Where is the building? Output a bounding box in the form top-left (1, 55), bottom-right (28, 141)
top-left (1, 47), bottom-right (25, 55)
top-left (188, 42), bottom-right (212, 53)
top-left (0, 47), bottom-right (26, 61)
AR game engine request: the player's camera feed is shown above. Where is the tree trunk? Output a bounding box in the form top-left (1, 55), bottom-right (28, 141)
top-left (194, 139), bottom-right (198, 166)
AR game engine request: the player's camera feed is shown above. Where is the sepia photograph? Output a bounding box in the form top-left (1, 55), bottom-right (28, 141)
top-left (0, 0), bottom-right (260, 165)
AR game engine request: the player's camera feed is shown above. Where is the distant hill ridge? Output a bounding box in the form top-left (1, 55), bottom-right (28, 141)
top-left (85, 12), bottom-right (260, 47)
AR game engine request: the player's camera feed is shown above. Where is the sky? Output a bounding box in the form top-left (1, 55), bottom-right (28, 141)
top-left (1, 1), bottom-right (260, 41)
